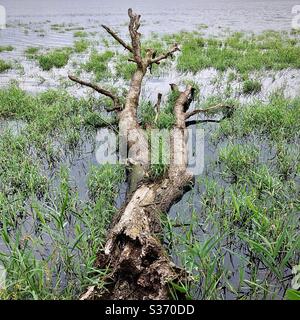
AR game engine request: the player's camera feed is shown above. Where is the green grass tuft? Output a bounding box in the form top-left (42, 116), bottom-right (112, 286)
top-left (0, 59), bottom-right (11, 73)
top-left (74, 39), bottom-right (90, 53)
top-left (176, 31), bottom-right (300, 74)
top-left (73, 31), bottom-right (88, 38)
top-left (242, 79), bottom-right (262, 94)
top-left (24, 47), bottom-right (39, 58)
top-left (83, 50), bottom-right (114, 80)
top-left (0, 45), bottom-right (14, 52)
top-left (37, 48), bottom-right (72, 70)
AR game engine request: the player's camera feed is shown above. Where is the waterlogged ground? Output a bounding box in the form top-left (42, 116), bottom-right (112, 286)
top-left (0, 0), bottom-right (299, 300)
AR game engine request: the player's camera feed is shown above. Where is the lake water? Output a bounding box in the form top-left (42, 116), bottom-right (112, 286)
top-left (0, 0), bottom-right (299, 49)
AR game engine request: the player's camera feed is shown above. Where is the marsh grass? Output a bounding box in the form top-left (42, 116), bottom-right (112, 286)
top-left (114, 53), bottom-right (136, 80)
top-left (173, 31), bottom-right (300, 75)
top-left (37, 48), bottom-right (72, 70)
top-left (25, 47), bottom-right (40, 58)
top-left (216, 92), bottom-right (300, 141)
top-left (139, 89), bottom-right (179, 131)
top-left (0, 84), bottom-right (125, 299)
top-left (242, 79), bottom-right (262, 94)
top-left (74, 39), bottom-right (90, 53)
top-left (165, 92), bottom-right (300, 300)
top-left (0, 85), bottom-right (114, 159)
top-left (73, 31), bottom-right (88, 38)
top-left (0, 59), bottom-right (11, 73)
top-left (0, 163), bottom-right (125, 299)
top-left (0, 46), bottom-right (14, 53)
top-left (27, 41), bottom-right (90, 70)
top-left (83, 50), bottom-right (114, 81)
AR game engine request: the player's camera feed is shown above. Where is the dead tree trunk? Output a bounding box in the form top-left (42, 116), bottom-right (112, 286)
top-left (69, 8), bottom-right (225, 300)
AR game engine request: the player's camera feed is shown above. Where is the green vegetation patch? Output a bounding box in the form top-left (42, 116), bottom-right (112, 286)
top-left (0, 45), bottom-right (14, 52)
top-left (242, 79), bottom-right (262, 94)
top-left (166, 90), bottom-right (300, 299)
top-left (74, 39), bottom-right (90, 53)
top-left (0, 85), bottom-right (114, 151)
top-left (0, 59), bottom-right (11, 73)
top-left (0, 84), bottom-right (124, 299)
top-left (115, 53), bottom-right (136, 80)
top-left (139, 89), bottom-right (179, 130)
top-left (24, 47), bottom-right (40, 58)
top-left (73, 30), bottom-right (88, 38)
top-left (175, 31), bottom-right (300, 74)
top-left (216, 92), bottom-right (300, 141)
top-left (83, 50), bottom-right (114, 80)
top-left (37, 48), bottom-right (72, 70)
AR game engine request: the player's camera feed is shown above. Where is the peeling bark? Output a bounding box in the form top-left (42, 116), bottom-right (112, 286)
top-left (69, 8), bottom-right (226, 300)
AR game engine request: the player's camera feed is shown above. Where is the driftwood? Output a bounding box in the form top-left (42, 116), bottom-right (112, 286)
top-left (69, 8), bottom-right (226, 300)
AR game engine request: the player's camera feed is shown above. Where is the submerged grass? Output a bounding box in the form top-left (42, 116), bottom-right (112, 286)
top-left (24, 47), bottom-right (40, 58)
top-left (242, 79), bottom-right (262, 94)
top-left (0, 45), bottom-right (14, 53)
top-left (0, 163), bottom-right (125, 299)
top-left (73, 31), bottom-right (88, 38)
top-left (216, 92), bottom-right (300, 141)
top-left (83, 50), bottom-right (114, 81)
top-left (0, 59), bottom-right (11, 73)
top-left (0, 28), bottom-right (299, 300)
top-left (173, 31), bottom-right (300, 75)
top-left (74, 39), bottom-right (90, 53)
top-left (37, 48), bottom-right (72, 70)
top-left (0, 85), bottom-right (115, 159)
top-left (166, 91), bottom-right (300, 300)
top-left (0, 84), bottom-right (125, 299)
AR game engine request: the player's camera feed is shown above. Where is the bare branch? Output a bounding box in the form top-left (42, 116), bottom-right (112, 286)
top-left (185, 104), bottom-right (230, 120)
top-left (68, 74), bottom-right (121, 110)
top-left (150, 44), bottom-right (180, 65)
top-left (101, 25), bottom-right (133, 53)
top-left (128, 8), bottom-right (142, 65)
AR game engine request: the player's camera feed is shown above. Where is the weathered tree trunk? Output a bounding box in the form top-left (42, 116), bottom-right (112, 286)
top-left (69, 8), bottom-right (226, 300)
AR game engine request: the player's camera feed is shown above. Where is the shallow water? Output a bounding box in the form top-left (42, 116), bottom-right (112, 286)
top-left (1, 0), bottom-right (300, 99)
top-left (1, 0), bottom-right (298, 49)
top-left (0, 0), bottom-right (299, 299)
top-left (0, 0), bottom-right (298, 59)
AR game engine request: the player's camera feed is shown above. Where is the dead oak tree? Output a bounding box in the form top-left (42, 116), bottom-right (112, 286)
top-left (69, 8), bottom-right (226, 300)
